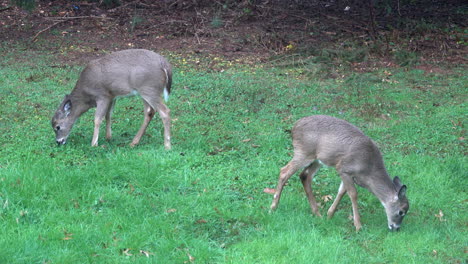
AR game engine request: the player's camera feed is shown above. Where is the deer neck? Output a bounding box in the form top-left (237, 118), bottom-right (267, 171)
top-left (70, 88), bottom-right (95, 114)
top-left (367, 171), bottom-right (397, 205)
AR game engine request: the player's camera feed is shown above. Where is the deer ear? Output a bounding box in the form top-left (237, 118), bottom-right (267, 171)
top-left (63, 100), bottom-right (72, 116)
top-left (398, 185), bottom-right (407, 198)
top-left (393, 176), bottom-right (402, 188)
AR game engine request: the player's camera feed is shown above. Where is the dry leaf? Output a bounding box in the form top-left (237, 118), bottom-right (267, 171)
top-left (196, 218), bottom-right (207, 224)
top-left (140, 250), bottom-right (153, 257)
top-left (186, 252), bottom-right (195, 263)
top-left (322, 195), bottom-right (333, 202)
top-left (127, 183), bottom-right (135, 194)
top-left (435, 210), bottom-right (446, 222)
top-left (166, 208), bottom-right (177, 213)
top-left (263, 188), bottom-right (276, 194)
top-left (242, 138), bottom-right (251, 142)
top-left (62, 230), bottom-right (73, 241)
top-left (122, 248), bottom-right (132, 256)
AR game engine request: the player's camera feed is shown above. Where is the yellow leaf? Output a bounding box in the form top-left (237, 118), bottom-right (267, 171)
top-left (263, 188), bottom-right (276, 194)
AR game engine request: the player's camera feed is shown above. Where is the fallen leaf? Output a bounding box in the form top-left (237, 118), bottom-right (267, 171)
top-left (62, 230), bottom-right (73, 241)
top-left (242, 138), bottom-right (251, 142)
top-left (166, 208), bottom-right (177, 213)
top-left (196, 218), bottom-right (207, 224)
top-left (322, 195), bottom-right (333, 202)
top-left (186, 251), bottom-right (195, 263)
top-left (127, 183), bottom-right (135, 194)
top-left (263, 188), bottom-right (276, 194)
top-left (435, 210), bottom-right (446, 222)
top-left (140, 250), bottom-right (153, 257)
top-left (122, 248), bottom-right (132, 256)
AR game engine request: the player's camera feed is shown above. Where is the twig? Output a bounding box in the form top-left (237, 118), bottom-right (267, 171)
top-left (107, 1), bottom-right (161, 12)
top-left (32, 20), bottom-right (67, 42)
top-left (368, 0), bottom-right (377, 39)
top-left (44, 16), bottom-right (111, 21)
top-left (108, 0), bottom-right (138, 12)
top-left (0, 6), bottom-right (11, 12)
top-left (33, 16), bottom-right (111, 41)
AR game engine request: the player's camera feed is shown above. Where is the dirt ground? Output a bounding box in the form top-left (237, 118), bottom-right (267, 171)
top-left (1, 0), bottom-right (466, 71)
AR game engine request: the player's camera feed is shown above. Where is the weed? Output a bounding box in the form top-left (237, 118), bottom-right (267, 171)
top-left (394, 49), bottom-right (420, 66)
top-left (211, 15), bottom-right (224, 29)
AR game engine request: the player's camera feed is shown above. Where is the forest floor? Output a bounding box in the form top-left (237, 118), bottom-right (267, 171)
top-left (1, 0), bottom-right (466, 72)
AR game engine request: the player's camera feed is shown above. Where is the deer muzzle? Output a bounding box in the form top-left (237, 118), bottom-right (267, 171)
top-left (389, 224), bottom-right (401, 231)
top-left (56, 138), bottom-right (67, 145)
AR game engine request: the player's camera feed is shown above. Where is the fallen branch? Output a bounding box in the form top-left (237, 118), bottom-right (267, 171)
top-left (33, 16), bottom-right (111, 41)
top-left (107, 1), bottom-right (162, 12)
top-left (44, 15), bottom-right (111, 21)
top-left (32, 20), bottom-right (67, 42)
top-left (0, 6), bottom-right (11, 12)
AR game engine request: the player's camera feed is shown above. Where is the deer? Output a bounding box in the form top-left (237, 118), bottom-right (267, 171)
top-left (51, 49), bottom-right (172, 149)
top-left (270, 115), bottom-right (409, 231)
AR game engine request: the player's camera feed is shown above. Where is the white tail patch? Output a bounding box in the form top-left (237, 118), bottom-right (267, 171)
top-left (163, 68), bottom-right (170, 102)
top-left (163, 87), bottom-right (169, 102)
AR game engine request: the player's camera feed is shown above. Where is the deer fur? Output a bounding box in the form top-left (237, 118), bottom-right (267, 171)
top-left (51, 49), bottom-right (172, 149)
top-left (270, 115), bottom-right (409, 231)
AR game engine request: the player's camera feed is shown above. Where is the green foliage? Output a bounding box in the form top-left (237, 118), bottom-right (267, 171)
top-left (211, 15), bottom-right (224, 28)
top-left (129, 15), bottom-right (144, 32)
top-left (0, 45), bottom-right (466, 263)
top-left (393, 49), bottom-right (420, 66)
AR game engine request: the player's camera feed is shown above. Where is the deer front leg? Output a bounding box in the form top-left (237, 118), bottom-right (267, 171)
top-left (92, 100), bottom-right (112, 146)
top-left (346, 184), bottom-right (362, 231)
top-left (299, 160), bottom-right (322, 217)
top-left (327, 181), bottom-right (346, 219)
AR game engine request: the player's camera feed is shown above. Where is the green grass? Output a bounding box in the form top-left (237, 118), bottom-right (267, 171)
top-left (0, 45), bottom-right (466, 263)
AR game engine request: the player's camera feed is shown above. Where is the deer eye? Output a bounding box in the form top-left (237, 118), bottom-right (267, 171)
top-left (398, 210), bottom-right (405, 216)
top-left (56, 126), bottom-right (61, 131)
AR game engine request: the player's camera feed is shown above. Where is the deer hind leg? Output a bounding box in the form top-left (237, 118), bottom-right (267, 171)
top-left (154, 101), bottom-right (171, 150)
top-left (105, 99), bottom-right (116, 140)
top-left (270, 154), bottom-right (314, 212)
top-left (299, 160), bottom-right (322, 217)
top-left (270, 161), bottom-right (300, 212)
top-left (131, 100), bottom-right (155, 147)
top-left (92, 99), bottom-right (113, 146)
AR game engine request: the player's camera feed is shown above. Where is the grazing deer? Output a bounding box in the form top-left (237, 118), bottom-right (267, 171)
top-left (270, 115), bottom-right (409, 231)
top-left (51, 49), bottom-right (172, 149)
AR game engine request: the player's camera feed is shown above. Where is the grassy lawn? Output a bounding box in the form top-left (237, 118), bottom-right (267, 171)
top-left (0, 45), bottom-right (466, 263)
